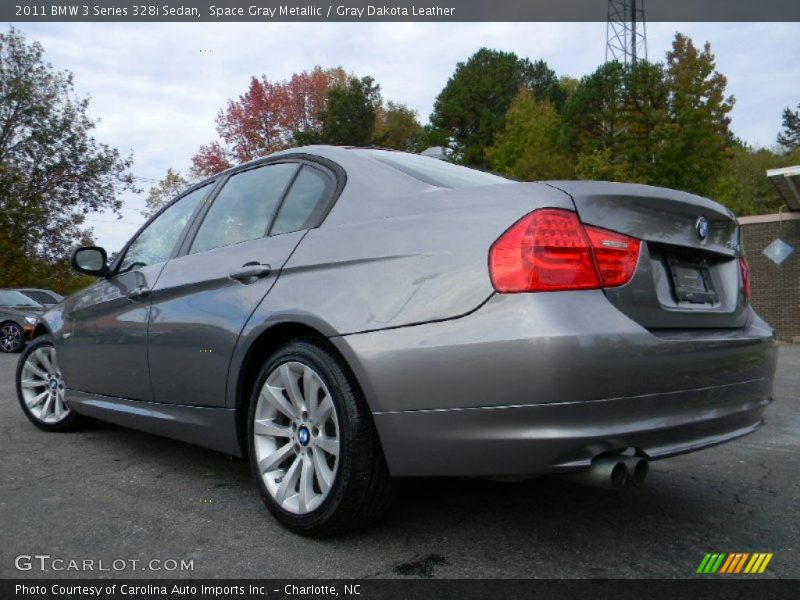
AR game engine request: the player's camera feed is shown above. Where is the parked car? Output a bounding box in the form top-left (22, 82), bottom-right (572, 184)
top-left (0, 290), bottom-right (45, 353)
top-left (16, 146), bottom-right (777, 536)
top-left (16, 288), bottom-right (63, 307)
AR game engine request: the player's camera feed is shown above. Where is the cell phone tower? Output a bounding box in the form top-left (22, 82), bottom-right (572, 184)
top-left (606, 0), bottom-right (648, 65)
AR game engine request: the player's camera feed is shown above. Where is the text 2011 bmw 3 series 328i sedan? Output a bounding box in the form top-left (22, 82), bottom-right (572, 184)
top-left (17, 146), bottom-right (777, 535)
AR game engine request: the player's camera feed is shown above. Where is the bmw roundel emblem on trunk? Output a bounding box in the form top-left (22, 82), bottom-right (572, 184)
top-left (696, 216), bottom-right (709, 242)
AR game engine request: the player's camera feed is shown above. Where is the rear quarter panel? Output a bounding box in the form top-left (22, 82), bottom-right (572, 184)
top-left (225, 181), bottom-right (573, 408)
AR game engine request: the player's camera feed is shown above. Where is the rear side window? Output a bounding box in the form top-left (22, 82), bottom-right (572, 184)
top-left (190, 163), bottom-right (298, 254)
top-left (270, 166), bottom-right (331, 236)
top-left (21, 291), bottom-right (57, 304)
top-left (353, 149), bottom-right (510, 189)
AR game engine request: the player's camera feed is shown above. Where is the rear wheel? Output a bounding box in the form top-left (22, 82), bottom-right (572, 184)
top-left (1, 322), bottom-right (24, 353)
top-left (16, 337), bottom-right (87, 431)
top-left (248, 340), bottom-right (395, 536)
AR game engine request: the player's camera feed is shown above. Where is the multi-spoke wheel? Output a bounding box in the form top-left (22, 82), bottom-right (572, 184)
top-left (16, 337), bottom-right (87, 431)
top-left (1, 322), bottom-right (24, 353)
top-left (254, 361), bottom-right (340, 514)
top-left (248, 340), bottom-right (396, 536)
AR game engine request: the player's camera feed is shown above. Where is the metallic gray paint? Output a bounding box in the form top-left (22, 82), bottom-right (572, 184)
top-left (148, 230), bottom-right (305, 407)
top-left (66, 389), bottom-right (240, 456)
top-left (339, 292), bottom-right (776, 476)
top-left (57, 265), bottom-right (163, 400)
top-left (39, 146), bottom-right (778, 479)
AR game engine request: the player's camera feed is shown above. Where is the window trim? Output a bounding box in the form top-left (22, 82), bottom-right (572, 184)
top-left (110, 178), bottom-right (220, 276)
top-left (177, 155), bottom-right (344, 256)
top-left (181, 161), bottom-right (300, 256)
top-left (266, 164), bottom-right (335, 237)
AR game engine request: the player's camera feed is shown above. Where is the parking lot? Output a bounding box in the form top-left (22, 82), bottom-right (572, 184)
top-left (1, 345), bottom-right (798, 579)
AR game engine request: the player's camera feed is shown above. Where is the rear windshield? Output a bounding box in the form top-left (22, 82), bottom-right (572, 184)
top-left (354, 149), bottom-right (510, 189)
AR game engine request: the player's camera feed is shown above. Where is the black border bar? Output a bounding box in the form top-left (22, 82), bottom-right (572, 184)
top-left (3, 579), bottom-right (800, 600)
top-left (5, 1), bottom-right (800, 22)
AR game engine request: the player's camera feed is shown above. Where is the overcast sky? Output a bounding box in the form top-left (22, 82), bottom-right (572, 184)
top-left (11, 21), bottom-right (800, 252)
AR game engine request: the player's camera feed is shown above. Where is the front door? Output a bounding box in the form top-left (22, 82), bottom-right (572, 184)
top-left (58, 183), bottom-right (210, 400)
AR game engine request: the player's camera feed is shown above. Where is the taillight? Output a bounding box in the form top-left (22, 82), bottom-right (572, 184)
top-left (739, 256), bottom-right (751, 300)
top-left (584, 225), bottom-right (641, 287)
top-left (489, 208), bottom-right (640, 293)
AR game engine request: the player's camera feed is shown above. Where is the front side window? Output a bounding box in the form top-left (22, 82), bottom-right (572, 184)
top-left (190, 163), bottom-right (298, 254)
top-left (270, 166), bottom-right (331, 236)
top-left (118, 184), bottom-right (209, 273)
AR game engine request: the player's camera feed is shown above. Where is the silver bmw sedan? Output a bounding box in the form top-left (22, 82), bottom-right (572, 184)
top-left (16, 146), bottom-right (777, 536)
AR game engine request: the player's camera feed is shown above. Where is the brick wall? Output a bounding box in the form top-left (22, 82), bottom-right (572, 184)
top-left (739, 213), bottom-right (800, 341)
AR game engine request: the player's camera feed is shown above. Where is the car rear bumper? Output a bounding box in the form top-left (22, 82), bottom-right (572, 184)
top-left (333, 290), bottom-right (778, 477)
top-left (372, 378), bottom-right (770, 477)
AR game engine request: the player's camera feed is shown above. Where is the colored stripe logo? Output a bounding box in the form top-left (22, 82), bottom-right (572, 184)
top-left (697, 553), bottom-right (773, 574)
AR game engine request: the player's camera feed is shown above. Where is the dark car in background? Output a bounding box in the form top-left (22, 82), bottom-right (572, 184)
top-left (16, 288), bottom-right (64, 307)
top-left (16, 146), bottom-right (777, 536)
top-left (0, 290), bottom-right (45, 353)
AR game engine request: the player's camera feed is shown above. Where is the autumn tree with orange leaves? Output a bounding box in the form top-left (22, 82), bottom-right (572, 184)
top-left (191, 67), bottom-right (423, 176)
top-left (191, 67), bottom-right (348, 176)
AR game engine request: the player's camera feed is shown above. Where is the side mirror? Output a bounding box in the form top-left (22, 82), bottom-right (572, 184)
top-left (71, 246), bottom-right (108, 277)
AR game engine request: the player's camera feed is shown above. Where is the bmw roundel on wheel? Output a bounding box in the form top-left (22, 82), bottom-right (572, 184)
top-left (17, 146), bottom-right (777, 536)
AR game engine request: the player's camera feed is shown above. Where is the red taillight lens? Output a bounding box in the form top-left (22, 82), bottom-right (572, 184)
top-left (489, 208), bottom-right (640, 293)
top-left (584, 225), bottom-right (641, 287)
top-left (739, 256), bottom-right (751, 300)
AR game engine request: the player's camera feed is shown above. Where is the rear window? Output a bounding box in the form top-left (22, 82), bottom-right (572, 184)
top-left (0, 291), bottom-right (42, 308)
top-left (20, 291), bottom-right (57, 304)
top-left (353, 149), bottom-right (510, 189)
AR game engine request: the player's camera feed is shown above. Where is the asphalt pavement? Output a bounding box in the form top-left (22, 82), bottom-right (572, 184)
top-left (1, 345), bottom-right (798, 579)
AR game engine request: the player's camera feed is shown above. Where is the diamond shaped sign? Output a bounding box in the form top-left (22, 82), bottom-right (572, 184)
top-left (762, 238), bottom-right (794, 265)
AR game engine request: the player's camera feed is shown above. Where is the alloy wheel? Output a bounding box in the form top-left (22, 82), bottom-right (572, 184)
top-left (253, 361), bottom-right (340, 515)
top-left (1, 323), bottom-right (23, 352)
top-left (19, 345), bottom-right (70, 423)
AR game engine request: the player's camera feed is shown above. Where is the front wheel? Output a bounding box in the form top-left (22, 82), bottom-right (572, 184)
top-left (248, 340), bottom-right (396, 536)
top-left (16, 337), bottom-right (88, 431)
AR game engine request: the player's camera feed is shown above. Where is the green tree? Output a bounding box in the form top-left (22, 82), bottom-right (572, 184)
top-left (373, 101), bottom-right (424, 151)
top-left (575, 148), bottom-right (633, 182)
top-left (487, 89), bottom-right (574, 180)
top-left (429, 48), bottom-right (563, 168)
top-left (711, 145), bottom-right (800, 216)
top-left (314, 76), bottom-right (381, 146)
top-left (655, 34), bottom-right (734, 196)
top-left (0, 27), bottom-right (135, 290)
top-left (562, 61), bottom-right (667, 183)
top-left (143, 168), bottom-right (189, 217)
top-left (777, 103), bottom-right (800, 151)
top-left (564, 34), bottom-right (733, 198)
top-left (561, 61), bottom-right (626, 156)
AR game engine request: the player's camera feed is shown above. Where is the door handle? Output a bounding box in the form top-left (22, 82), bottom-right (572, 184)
top-left (127, 286), bottom-right (150, 301)
top-left (230, 263), bottom-right (271, 283)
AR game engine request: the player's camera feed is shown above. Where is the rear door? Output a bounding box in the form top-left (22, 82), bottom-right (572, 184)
top-left (147, 161), bottom-right (335, 407)
top-left (548, 181), bottom-right (746, 329)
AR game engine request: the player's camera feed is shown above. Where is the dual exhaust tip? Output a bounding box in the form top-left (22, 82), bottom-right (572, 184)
top-left (558, 456), bottom-right (649, 489)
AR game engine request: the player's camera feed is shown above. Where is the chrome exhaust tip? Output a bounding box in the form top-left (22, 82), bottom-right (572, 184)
top-left (620, 456), bottom-right (649, 486)
top-left (557, 457), bottom-right (628, 489)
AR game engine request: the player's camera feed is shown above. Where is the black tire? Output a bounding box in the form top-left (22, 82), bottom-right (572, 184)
top-left (248, 339), bottom-right (396, 536)
top-left (1, 321), bottom-right (25, 353)
top-left (16, 336), bottom-right (89, 432)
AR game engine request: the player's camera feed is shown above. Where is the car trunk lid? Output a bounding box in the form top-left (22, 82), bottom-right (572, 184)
top-left (544, 181), bottom-right (747, 329)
